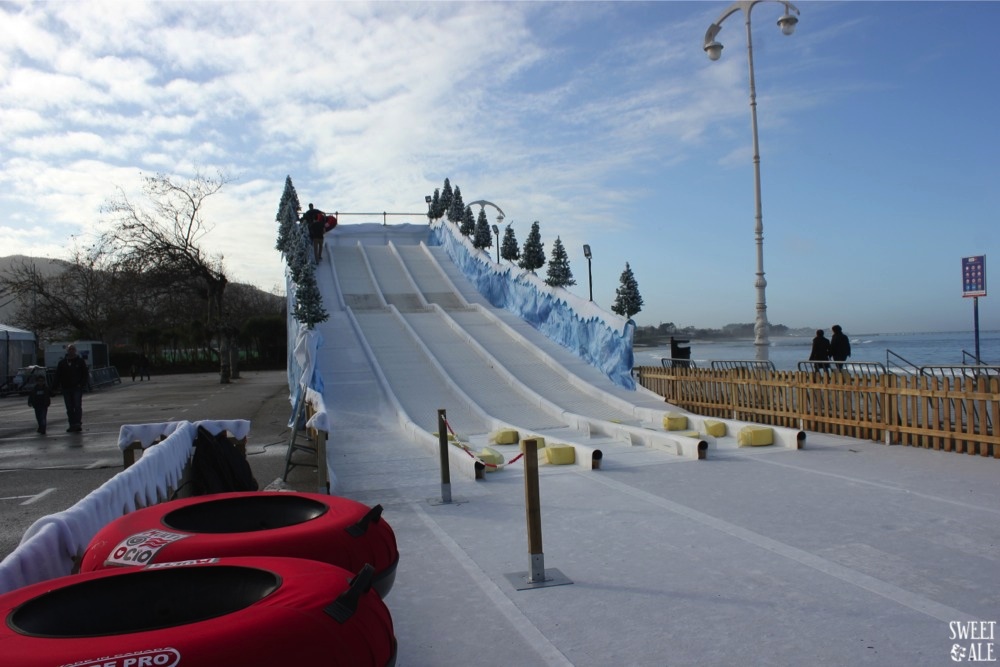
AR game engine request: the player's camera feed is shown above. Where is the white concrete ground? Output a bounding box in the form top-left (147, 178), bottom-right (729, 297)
top-left (327, 385), bottom-right (1000, 667)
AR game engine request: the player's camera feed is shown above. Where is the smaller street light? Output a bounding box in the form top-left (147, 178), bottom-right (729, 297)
top-left (491, 224), bottom-right (500, 263)
top-left (583, 244), bottom-right (593, 302)
top-left (424, 195), bottom-right (432, 220)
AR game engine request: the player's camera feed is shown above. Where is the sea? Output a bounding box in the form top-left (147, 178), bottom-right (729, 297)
top-left (633, 330), bottom-right (1000, 372)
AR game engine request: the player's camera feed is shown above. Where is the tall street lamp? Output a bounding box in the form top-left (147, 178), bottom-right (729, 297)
top-left (583, 244), bottom-right (593, 302)
top-left (704, 0), bottom-right (799, 361)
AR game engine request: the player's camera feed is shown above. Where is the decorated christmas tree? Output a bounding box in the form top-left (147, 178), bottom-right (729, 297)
top-left (611, 262), bottom-right (644, 319)
top-left (519, 221), bottom-right (545, 273)
top-left (500, 224), bottom-right (520, 263)
top-left (544, 236), bottom-right (576, 287)
top-left (473, 207), bottom-right (492, 250)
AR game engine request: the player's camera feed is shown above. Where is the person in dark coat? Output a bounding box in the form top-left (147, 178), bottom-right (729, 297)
top-left (302, 203), bottom-right (326, 262)
top-left (829, 324), bottom-right (852, 370)
top-left (54, 344), bottom-right (90, 432)
top-left (27, 374), bottom-right (51, 435)
top-left (809, 329), bottom-right (831, 372)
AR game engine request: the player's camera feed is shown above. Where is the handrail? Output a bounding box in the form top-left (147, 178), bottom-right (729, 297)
top-left (886, 349), bottom-right (919, 376)
top-left (962, 349), bottom-right (990, 365)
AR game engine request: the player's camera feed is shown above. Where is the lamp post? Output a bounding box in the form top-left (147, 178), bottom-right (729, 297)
top-left (704, 0), bottom-right (799, 362)
top-left (424, 195), bottom-right (432, 221)
top-left (583, 244), bottom-right (593, 302)
top-left (491, 224), bottom-right (500, 263)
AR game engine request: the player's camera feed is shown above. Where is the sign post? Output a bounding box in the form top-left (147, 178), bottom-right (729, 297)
top-left (961, 256), bottom-right (987, 363)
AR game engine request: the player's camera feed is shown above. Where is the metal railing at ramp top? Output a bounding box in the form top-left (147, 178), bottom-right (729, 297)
top-left (331, 211), bottom-right (428, 225)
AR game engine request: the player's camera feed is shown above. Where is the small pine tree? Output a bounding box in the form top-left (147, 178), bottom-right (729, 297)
top-left (611, 262), bottom-right (644, 319)
top-left (544, 236), bottom-right (576, 288)
top-left (500, 224), bottom-right (520, 263)
top-left (459, 205), bottom-right (475, 236)
top-left (519, 220), bottom-right (545, 273)
top-left (448, 186), bottom-right (465, 224)
top-left (275, 176), bottom-right (301, 256)
top-left (288, 222), bottom-right (311, 285)
top-left (275, 200), bottom-right (298, 258)
top-left (440, 178), bottom-right (453, 216)
top-left (430, 188), bottom-right (441, 220)
top-left (473, 207), bottom-right (492, 249)
top-left (293, 258), bottom-right (329, 328)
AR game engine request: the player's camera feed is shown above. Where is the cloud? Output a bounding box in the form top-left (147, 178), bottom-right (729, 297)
top-left (0, 1), bottom-right (821, 302)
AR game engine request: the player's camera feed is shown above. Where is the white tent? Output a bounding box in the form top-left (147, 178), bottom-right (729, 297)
top-left (1, 323), bottom-right (36, 383)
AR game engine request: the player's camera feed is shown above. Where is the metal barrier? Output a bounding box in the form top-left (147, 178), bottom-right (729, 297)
top-left (797, 360), bottom-right (886, 379)
top-left (712, 360), bottom-right (776, 373)
top-left (661, 357), bottom-right (697, 369)
top-left (90, 367), bottom-right (122, 388)
top-left (918, 365), bottom-right (1000, 379)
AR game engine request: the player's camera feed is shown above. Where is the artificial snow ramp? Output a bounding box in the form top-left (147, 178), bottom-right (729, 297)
top-left (318, 222), bottom-right (804, 477)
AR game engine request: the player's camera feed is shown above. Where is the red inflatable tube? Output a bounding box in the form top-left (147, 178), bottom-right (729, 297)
top-left (80, 492), bottom-right (398, 598)
top-left (0, 556), bottom-right (396, 666)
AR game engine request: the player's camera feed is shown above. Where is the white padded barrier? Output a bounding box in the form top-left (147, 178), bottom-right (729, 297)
top-left (0, 419), bottom-right (256, 595)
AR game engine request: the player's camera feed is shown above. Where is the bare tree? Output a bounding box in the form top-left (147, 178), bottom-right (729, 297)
top-left (93, 172), bottom-right (237, 381)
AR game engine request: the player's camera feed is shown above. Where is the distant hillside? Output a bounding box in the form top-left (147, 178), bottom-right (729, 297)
top-left (0, 254), bottom-right (283, 327)
top-left (0, 255), bottom-right (73, 324)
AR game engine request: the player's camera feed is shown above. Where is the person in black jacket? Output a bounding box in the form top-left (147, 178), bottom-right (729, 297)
top-left (829, 324), bottom-right (852, 371)
top-left (809, 329), bottom-right (831, 373)
top-left (302, 203), bottom-right (327, 262)
top-left (27, 374), bottom-right (51, 435)
top-left (54, 344), bottom-right (90, 432)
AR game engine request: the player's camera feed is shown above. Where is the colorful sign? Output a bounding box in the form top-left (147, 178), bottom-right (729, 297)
top-left (962, 256), bottom-right (987, 298)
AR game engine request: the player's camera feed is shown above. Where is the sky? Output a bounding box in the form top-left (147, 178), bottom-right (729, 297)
top-left (1, 1), bottom-right (998, 335)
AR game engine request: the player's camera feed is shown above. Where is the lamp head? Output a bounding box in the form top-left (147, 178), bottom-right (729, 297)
top-left (491, 224), bottom-right (499, 235)
top-left (777, 13), bottom-right (798, 35)
top-left (583, 244), bottom-right (592, 260)
top-left (704, 41), bottom-right (723, 61)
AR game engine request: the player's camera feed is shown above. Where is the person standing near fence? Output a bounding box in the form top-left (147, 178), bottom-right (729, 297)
top-left (54, 344), bottom-right (90, 433)
top-left (809, 329), bottom-right (831, 373)
top-left (830, 325), bottom-right (851, 370)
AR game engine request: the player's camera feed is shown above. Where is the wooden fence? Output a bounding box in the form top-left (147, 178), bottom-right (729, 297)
top-left (635, 366), bottom-right (1000, 457)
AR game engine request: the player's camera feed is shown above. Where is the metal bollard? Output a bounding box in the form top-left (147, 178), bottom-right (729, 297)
top-left (436, 409), bottom-right (452, 504)
top-left (505, 439), bottom-right (571, 591)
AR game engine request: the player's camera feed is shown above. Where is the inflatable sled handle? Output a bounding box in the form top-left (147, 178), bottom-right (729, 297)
top-left (325, 564), bottom-right (375, 623)
top-left (346, 504), bottom-right (383, 538)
